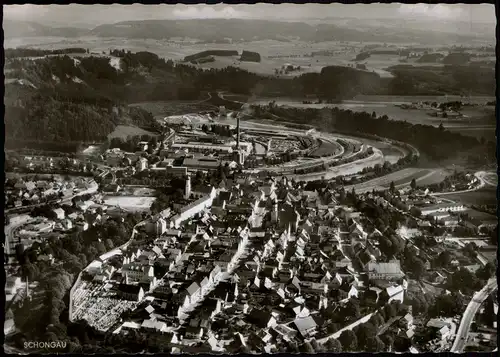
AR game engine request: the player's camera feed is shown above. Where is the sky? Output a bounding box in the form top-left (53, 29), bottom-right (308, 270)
top-left (3, 3), bottom-right (496, 27)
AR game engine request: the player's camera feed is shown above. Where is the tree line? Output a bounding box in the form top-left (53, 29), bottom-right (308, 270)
top-left (5, 47), bottom-right (88, 58)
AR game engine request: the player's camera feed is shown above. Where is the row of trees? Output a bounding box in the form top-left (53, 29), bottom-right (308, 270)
top-left (321, 300), bottom-right (410, 352)
top-left (5, 47), bottom-right (87, 58)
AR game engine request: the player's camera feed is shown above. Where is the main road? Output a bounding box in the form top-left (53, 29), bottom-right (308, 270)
top-left (450, 278), bottom-right (498, 353)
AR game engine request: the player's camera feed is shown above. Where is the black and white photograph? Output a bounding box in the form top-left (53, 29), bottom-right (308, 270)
top-left (3, 2), bottom-right (498, 354)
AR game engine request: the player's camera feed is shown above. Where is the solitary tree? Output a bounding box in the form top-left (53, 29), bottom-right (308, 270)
top-left (410, 178), bottom-right (417, 190)
top-left (339, 329), bottom-right (358, 351)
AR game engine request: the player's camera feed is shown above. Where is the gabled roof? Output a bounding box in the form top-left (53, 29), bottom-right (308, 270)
top-left (200, 276), bottom-right (210, 288)
top-left (367, 260), bottom-right (403, 275)
top-left (293, 316), bottom-right (317, 336)
top-left (187, 282), bottom-right (200, 296)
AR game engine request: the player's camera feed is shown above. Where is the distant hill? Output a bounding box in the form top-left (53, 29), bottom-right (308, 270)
top-left (4, 18), bottom-right (491, 45)
top-left (3, 19), bottom-right (87, 38)
top-left (88, 19), bottom-right (487, 44)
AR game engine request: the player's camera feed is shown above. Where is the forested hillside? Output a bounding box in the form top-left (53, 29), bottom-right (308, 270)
top-left (5, 48), bottom-right (495, 150)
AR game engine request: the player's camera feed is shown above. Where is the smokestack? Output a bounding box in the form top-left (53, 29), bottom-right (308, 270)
top-left (236, 117), bottom-right (240, 149)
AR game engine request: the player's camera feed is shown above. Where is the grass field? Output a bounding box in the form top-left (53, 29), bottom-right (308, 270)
top-left (121, 186), bottom-right (157, 196)
top-left (462, 209), bottom-right (497, 222)
top-left (444, 187), bottom-right (497, 206)
top-left (129, 100), bottom-right (215, 117)
top-left (6, 37), bottom-right (414, 77)
top-left (381, 168), bottom-right (450, 187)
top-left (350, 167), bottom-right (449, 192)
top-left (249, 96), bottom-right (495, 130)
top-left (447, 126), bottom-right (496, 141)
top-left (107, 125), bottom-right (157, 140)
top-left (103, 196), bottom-right (156, 212)
top-left (387, 169), bottom-right (434, 187)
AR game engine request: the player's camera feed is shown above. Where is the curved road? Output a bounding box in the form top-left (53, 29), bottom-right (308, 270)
top-left (4, 216), bottom-right (36, 263)
top-left (430, 171), bottom-right (493, 197)
top-left (450, 278), bottom-right (498, 353)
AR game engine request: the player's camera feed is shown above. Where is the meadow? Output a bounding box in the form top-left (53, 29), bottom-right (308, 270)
top-left (107, 125), bottom-right (158, 140)
top-left (443, 187), bottom-right (497, 206)
top-left (248, 95), bottom-right (495, 131)
top-left (6, 37), bottom-right (409, 77)
top-left (129, 100), bottom-right (215, 119)
top-left (103, 195), bottom-right (156, 212)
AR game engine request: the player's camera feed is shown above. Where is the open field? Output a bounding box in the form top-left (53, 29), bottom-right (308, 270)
top-left (129, 100), bottom-right (215, 118)
top-left (462, 209), bottom-right (497, 222)
top-left (103, 196), bottom-right (156, 212)
top-left (5, 37), bottom-right (422, 77)
top-left (248, 95), bottom-right (495, 129)
top-left (447, 126), bottom-right (496, 141)
top-left (444, 187), bottom-right (497, 206)
top-left (107, 125), bottom-right (157, 140)
top-left (347, 167), bottom-right (450, 192)
top-left (384, 168), bottom-right (450, 187)
top-left (121, 186), bottom-right (157, 196)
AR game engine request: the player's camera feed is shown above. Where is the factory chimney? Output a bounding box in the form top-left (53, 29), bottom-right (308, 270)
top-left (236, 116), bottom-right (240, 149)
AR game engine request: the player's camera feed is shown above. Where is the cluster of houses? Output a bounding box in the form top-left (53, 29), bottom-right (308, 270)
top-left (70, 178), bottom-right (252, 336)
top-left (13, 192), bottom-right (126, 253)
top-left (69, 172), bottom-right (428, 352)
top-left (5, 177), bottom-right (93, 209)
top-left (19, 155), bottom-right (89, 171)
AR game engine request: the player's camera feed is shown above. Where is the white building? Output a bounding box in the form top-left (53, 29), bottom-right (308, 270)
top-left (420, 203), bottom-right (465, 216)
top-left (136, 158), bottom-right (148, 172)
top-left (170, 194), bottom-right (216, 228)
top-left (52, 208), bottom-right (65, 220)
top-left (123, 263), bottom-right (154, 283)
